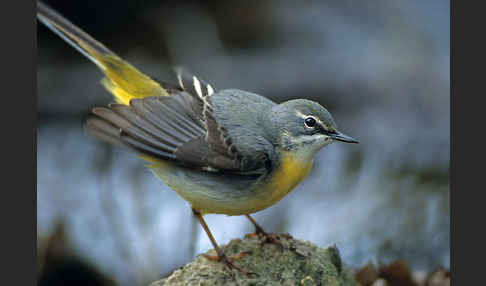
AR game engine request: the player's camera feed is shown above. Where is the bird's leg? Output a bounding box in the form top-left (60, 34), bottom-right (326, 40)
top-left (244, 214), bottom-right (293, 246)
top-left (192, 208), bottom-right (250, 275)
top-left (244, 214), bottom-right (268, 237)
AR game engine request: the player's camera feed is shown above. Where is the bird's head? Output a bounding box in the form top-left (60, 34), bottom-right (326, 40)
top-left (270, 99), bottom-right (358, 160)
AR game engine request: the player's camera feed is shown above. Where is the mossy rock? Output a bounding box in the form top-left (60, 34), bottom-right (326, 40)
top-left (150, 235), bottom-right (356, 286)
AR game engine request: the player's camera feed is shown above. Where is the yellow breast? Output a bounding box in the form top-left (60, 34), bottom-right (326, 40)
top-left (248, 151), bottom-right (313, 213)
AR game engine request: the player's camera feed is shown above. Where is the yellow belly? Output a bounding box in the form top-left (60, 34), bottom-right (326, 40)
top-left (144, 152), bottom-right (313, 215)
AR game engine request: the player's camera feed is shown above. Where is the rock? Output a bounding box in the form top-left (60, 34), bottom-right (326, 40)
top-left (371, 278), bottom-right (387, 286)
top-left (149, 235), bottom-right (356, 286)
top-left (425, 268), bottom-right (450, 286)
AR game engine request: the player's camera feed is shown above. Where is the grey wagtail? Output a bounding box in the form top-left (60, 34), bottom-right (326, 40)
top-left (38, 2), bottom-right (358, 274)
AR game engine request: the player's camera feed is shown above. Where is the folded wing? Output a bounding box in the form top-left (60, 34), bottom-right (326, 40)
top-left (85, 72), bottom-right (266, 173)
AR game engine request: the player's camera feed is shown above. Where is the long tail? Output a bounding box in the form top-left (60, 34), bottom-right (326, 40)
top-left (37, 2), bottom-right (168, 104)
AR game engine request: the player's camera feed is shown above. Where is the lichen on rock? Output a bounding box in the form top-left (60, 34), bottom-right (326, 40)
top-left (150, 235), bottom-right (356, 286)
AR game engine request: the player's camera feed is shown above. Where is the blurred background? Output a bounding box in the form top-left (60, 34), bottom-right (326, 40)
top-left (37, 0), bottom-right (449, 285)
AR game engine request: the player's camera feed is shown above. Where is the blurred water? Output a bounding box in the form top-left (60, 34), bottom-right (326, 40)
top-left (37, 1), bottom-right (449, 285)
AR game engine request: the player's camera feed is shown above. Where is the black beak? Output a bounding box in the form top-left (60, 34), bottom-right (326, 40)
top-left (330, 132), bottom-right (359, 144)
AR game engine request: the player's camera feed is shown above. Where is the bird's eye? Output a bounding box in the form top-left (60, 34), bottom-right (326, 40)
top-left (304, 117), bottom-right (316, 128)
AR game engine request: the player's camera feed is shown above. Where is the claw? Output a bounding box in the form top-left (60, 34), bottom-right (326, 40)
top-left (246, 230), bottom-right (293, 250)
top-left (202, 251), bottom-right (254, 276)
top-left (244, 214), bottom-right (292, 247)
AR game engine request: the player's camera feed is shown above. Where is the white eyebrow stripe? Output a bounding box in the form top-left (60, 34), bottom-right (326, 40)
top-left (295, 110), bottom-right (307, 119)
top-left (296, 111), bottom-right (326, 128)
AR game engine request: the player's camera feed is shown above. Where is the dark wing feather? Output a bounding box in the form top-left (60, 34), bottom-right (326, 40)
top-left (176, 69), bottom-right (240, 160)
top-left (90, 107), bottom-right (177, 157)
top-left (84, 116), bottom-right (176, 159)
top-left (84, 71), bottom-right (262, 173)
top-left (109, 104), bottom-right (180, 148)
top-left (85, 117), bottom-right (129, 148)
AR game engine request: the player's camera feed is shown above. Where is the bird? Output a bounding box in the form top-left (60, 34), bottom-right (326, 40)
top-left (37, 2), bottom-right (358, 274)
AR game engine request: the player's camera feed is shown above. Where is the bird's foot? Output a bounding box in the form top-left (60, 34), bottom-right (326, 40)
top-left (202, 251), bottom-right (253, 276)
top-left (245, 227), bottom-right (293, 249)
